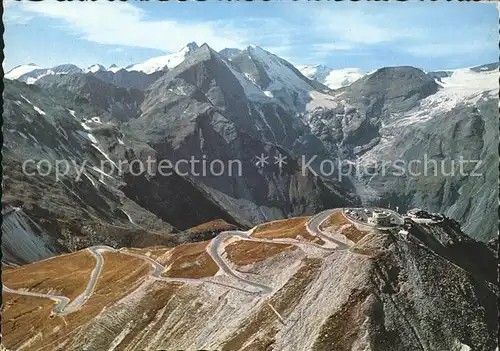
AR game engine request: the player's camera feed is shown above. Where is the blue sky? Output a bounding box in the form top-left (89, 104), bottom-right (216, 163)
top-left (4, 0), bottom-right (498, 72)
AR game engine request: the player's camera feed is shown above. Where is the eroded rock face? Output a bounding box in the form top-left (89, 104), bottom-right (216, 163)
top-left (2, 81), bottom-right (177, 263)
top-left (36, 74), bottom-right (145, 121)
top-left (340, 67), bottom-right (439, 119)
top-left (88, 70), bottom-right (165, 91)
top-left (305, 105), bottom-right (381, 158)
top-left (347, 92), bottom-right (497, 242)
top-left (304, 65), bottom-right (498, 241)
top-left (129, 44), bottom-right (355, 226)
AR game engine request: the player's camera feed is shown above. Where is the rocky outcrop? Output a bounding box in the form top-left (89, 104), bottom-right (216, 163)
top-left (1, 81), bottom-right (176, 264)
top-left (340, 66), bottom-right (439, 119)
top-left (304, 65), bottom-right (497, 241)
top-left (350, 92), bottom-right (497, 242)
top-left (88, 69), bottom-right (165, 91)
top-left (36, 74), bottom-right (144, 121)
top-left (131, 44), bottom-right (355, 225)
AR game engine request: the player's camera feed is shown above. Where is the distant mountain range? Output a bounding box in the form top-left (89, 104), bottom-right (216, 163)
top-left (2, 40), bottom-right (498, 351)
top-left (2, 42), bottom-right (498, 268)
top-left (5, 42), bottom-right (200, 84)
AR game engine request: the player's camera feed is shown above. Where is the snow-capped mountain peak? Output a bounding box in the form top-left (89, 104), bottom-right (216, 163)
top-left (183, 41), bottom-right (199, 52)
top-left (107, 64), bottom-right (122, 73)
top-left (6, 63), bottom-right (83, 84)
top-left (245, 45), bottom-right (315, 92)
top-left (86, 64), bottom-right (106, 73)
top-left (296, 65), bottom-right (331, 81)
top-left (219, 48), bottom-right (241, 60)
top-left (221, 44), bottom-right (322, 110)
top-left (297, 65), bottom-right (366, 89)
top-left (5, 63), bottom-right (43, 80)
top-left (323, 68), bottom-right (366, 89)
top-left (125, 42), bottom-right (199, 74)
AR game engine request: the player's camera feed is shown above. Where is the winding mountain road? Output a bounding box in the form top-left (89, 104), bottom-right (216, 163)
top-left (207, 231), bottom-right (273, 295)
top-left (2, 285), bottom-right (71, 315)
top-left (306, 208), bottom-right (351, 249)
top-left (3, 245), bottom-right (114, 316)
top-left (58, 245), bottom-right (113, 315)
top-left (3, 209), bottom-right (353, 316)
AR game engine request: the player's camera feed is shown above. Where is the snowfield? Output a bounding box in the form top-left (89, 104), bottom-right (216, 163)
top-left (107, 65), bottom-right (122, 73)
top-left (248, 45), bottom-right (312, 94)
top-left (297, 65), bottom-right (367, 89)
top-left (357, 67), bottom-right (498, 165)
top-left (5, 64), bottom-right (42, 80)
top-left (85, 64), bottom-right (105, 73)
top-left (324, 68), bottom-right (366, 89)
top-left (126, 43), bottom-right (198, 74)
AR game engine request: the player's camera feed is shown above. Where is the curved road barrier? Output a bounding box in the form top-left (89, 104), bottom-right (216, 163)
top-left (306, 209), bottom-right (351, 249)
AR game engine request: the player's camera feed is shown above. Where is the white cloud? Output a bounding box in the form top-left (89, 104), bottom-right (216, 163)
top-left (402, 20), bottom-right (496, 58)
top-left (4, 0), bottom-right (34, 25)
top-left (6, 2), bottom-right (355, 62)
top-left (304, 5), bottom-right (497, 60)
top-left (5, 1), bottom-right (498, 67)
top-left (405, 41), bottom-right (493, 58)
top-left (311, 43), bottom-right (354, 52)
top-left (14, 1), bottom-right (244, 52)
top-left (305, 7), bottom-right (424, 46)
top-left (107, 47), bottom-right (125, 53)
top-left (4, 11), bottom-right (33, 25)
